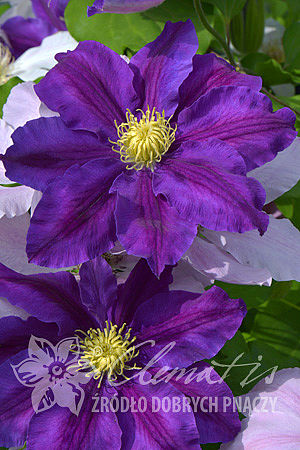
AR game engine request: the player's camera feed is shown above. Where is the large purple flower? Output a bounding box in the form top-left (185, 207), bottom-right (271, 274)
top-left (0, 257), bottom-right (245, 448)
top-left (3, 21), bottom-right (296, 275)
top-left (88, 0), bottom-right (165, 17)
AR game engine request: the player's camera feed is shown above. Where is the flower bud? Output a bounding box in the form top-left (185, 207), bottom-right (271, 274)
top-left (230, 0), bottom-right (265, 54)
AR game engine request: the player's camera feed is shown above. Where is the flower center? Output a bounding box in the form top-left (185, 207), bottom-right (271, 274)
top-left (111, 106), bottom-right (177, 171)
top-left (76, 322), bottom-right (140, 387)
top-left (0, 43), bottom-right (13, 86)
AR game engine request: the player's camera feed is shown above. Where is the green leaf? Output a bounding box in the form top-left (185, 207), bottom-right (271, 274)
top-left (250, 291), bottom-right (300, 362)
top-left (0, 3), bottom-right (10, 15)
top-left (214, 281), bottom-right (270, 309)
top-left (0, 77), bottom-right (22, 118)
top-left (241, 52), bottom-right (292, 86)
top-left (65, 0), bottom-right (212, 54)
top-left (283, 22), bottom-right (300, 70)
top-left (206, 0), bottom-right (247, 20)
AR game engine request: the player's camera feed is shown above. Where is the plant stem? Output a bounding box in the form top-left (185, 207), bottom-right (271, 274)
top-left (261, 87), bottom-right (300, 117)
top-left (193, 0), bottom-right (236, 66)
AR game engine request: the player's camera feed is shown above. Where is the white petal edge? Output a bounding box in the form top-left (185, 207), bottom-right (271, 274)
top-left (10, 31), bottom-right (78, 82)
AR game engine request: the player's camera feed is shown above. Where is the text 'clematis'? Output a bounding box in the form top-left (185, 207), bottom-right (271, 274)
top-left (3, 20), bottom-right (296, 275)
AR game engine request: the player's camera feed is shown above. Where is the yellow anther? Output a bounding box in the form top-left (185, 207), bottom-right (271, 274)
top-left (73, 321), bottom-right (140, 388)
top-left (110, 106), bottom-right (177, 171)
top-left (0, 44), bottom-right (14, 86)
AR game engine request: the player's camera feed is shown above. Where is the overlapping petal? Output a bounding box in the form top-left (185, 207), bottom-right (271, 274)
top-left (178, 86), bottom-right (296, 170)
top-left (130, 20), bottom-right (198, 115)
top-left (35, 40), bottom-right (139, 137)
top-left (0, 263), bottom-right (90, 333)
top-left (27, 384), bottom-right (122, 450)
top-left (111, 170), bottom-right (197, 276)
top-left (79, 256), bottom-right (117, 325)
top-left (4, 116), bottom-right (114, 192)
top-left (134, 286), bottom-right (246, 367)
top-left (177, 53), bottom-right (262, 112)
top-left (203, 216), bottom-right (300, 281)
top-left (154, 140), bottom-right (269, 234)
top-left (167, 362), bottom-right (241, 444)
top-left (27, 159), bottom-right (121, 268)
top-left (117, 375), bottom-right (200, 449)
top-left (2, 16), bottom-right (54, 57)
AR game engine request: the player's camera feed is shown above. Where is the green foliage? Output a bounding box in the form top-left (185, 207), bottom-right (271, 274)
top-left (206, 0), bottom-right (247, 20)
top-left (283, 22), bottom-right (300, 70)
top-left (212, 280), bottom-right (300, 396)
top-left (230, 0), bottom-right (265, 54)
top-left (241, 53), bottom-right (292, 86)
top-left (0, 77), bottom-right (22, 118)
top-left (65, 0), bottom-right (213, 54)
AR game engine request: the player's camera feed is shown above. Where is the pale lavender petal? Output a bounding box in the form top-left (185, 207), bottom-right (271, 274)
top-left (203, 216), bottom-right (300, 281)
top-left (249, 137), bottom-right (300, 203)
top-left (185, 236), bottom-right (272, 286)
top-left (221, 368), bottom-right (300, 450)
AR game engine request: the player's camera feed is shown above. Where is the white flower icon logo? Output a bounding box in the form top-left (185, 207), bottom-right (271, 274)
top-left (12, 335), bottom-right (91, 416)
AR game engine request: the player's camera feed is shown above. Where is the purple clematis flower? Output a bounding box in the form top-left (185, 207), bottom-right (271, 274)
top-left (3, 21), bottom-right (296, 276)
top-left (1, 0), bottom-right (68, 58)
top-left (0, 257), bottom-right (245, 449)
top-left (88, 0), bottom-right (165, 17)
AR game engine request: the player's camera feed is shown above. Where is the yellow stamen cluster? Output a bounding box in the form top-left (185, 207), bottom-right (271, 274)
top-left (75, 322), bottom-right (140, 387)
top-left (110, 106), bottom-right (177, 171)
top-left (0, 43), bottom-right (13, 86)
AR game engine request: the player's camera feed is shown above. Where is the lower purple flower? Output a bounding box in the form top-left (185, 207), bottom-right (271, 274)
top-left (0, 257), bottom-right (245, 449)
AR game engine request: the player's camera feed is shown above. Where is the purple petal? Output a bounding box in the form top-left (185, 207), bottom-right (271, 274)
top-left (153, 140), bottom-right (269, 234)
top-left (167, 362), bottom-right (241, 444)
top-left (113, 259), bottom-right (172, 326)
top-left (0, 357), bottom-right (34, 448)
top-left (2, 17), bottom-right (54, 58)
top-left (27, 384), bottom-right (121, 449)
top-left (177, 53), bottom-right (262, 113)
top-left (0, 263), bottom-right (92, 334)
top-left (27, 159), bottom-right (121, 268)
top-left (134, 285), bottom-right (246, 366)
top-left (0, 316), bottom-right (58, 365)
top-left (4, 116), bottom-right (115, 192)
top-left (118, 374), bottom-right (200, 449)
top-left (35, 40), bottom-right (139, 138)
top-left (79, 256), bottom-right (117, 325)
top-left (178, 86), bottom-right (297, 170)
top-left (31, 0), bottom-right (66, 30)
top-left (88, 0), bottom-right (165, 16)
top-left (129, 20), bottom-right (198, 116)
top-left (111, 170), bottom-right (197, 276)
